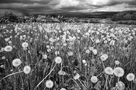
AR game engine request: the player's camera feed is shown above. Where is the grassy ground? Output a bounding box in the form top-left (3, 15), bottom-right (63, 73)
top-left (0, 23), bottom-right (136, 90)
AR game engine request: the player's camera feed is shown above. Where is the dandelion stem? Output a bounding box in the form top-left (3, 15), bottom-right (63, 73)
top-left (0, 71), bottom-right (23, 81)
top-left (78, 79), bottom-right (88, 90)
top-left (33, 63), bottom-right (56, 90)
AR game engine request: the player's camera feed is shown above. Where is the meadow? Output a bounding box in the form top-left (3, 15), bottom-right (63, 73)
top-left (0, 22), bottom-right (136, 90)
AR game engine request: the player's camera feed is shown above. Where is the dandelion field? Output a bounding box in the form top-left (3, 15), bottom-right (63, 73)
top-left (0, 23), bottom-right (136, 90)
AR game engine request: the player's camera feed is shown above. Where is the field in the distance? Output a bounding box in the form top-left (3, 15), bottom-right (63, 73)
top-left (0, 23), bottom-right (136, 90)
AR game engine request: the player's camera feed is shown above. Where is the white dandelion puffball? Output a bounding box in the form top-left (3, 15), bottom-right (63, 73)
top-left (58, 70), bottom-right (66, 76)
top-left (89, 47), bottom-right (94, 51)
top-left (113, 67), bottom-right (124, 77)
top-left (100, 54), bottom-right (108, 61)
top-left (115, 60), bottom-right (120, 65)
top-left (60, 88), bottom-right (66, 90)
top-left (104, 67), bottom-right (114, 75)
top-left (82, 60), bottom-right (87, 64)
top-left (55, 51), bottom-right (60, 55)
top-left (67, 51), bottom-right (74, 56)
top-left (85, 49), bottom-right (90, 54)
top-left (45, 80), bottom-right (54, 88)
top-left (42, 54), bottom-right (47, 59)
top-left (115, 81), bottom-right (125, 90)
top-left (12, 58), bottom-right (22, 67)
top-left (126, 73), bottom-right (135, 81)
top-left (55, 56), bottom-right (62, 64)
top-left (22, 42), bottom-right (28, 48)
top-left (4, 45), bottom-right (13, 52)
top-left (91, 76), bottom-right (98, 83)
top-left (73, 73), bottom-right (80, 80)
top-left (92, 49), bottom-right (97, 55)
top-left (23, 66), bottom-right (31, 74)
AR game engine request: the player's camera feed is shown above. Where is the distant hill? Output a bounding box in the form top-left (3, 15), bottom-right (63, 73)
top-left (33, 11), bottom-right (119, 18)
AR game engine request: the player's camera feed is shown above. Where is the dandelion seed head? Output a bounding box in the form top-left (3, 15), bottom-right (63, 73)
top-left (23, 66), bottom-right (31, 74)
top-left (55, 56), bottom-right (62, 64)
top-left (4, 45), bottom-right (13, 52)
top-left (104, 67), bottom-right (114, 75)
top-left (45, 80), bottom-right (54, 88)
top-left (92, 49), bottom-right (97, 55)
top-left (113, 67), bottom-right (124, 77)
top-left (22, 42), bottom-right (28, 48)
top-left (58, 70), bottom-right (66, 75)
top-left (73, 73), bottom-right (80, 80)
top-left (85, 49), bottom-right (90, 54)
top-left (126, 73), bottom-right (135, 81)
top-left (42, 54), bottom-right (47, 59)
top-left (60, 88), bottom-right (67, 90)
top-left (12, 58), bottom-right (22, 67)
top-left (115, 81), bottom-right (125, 90)
top-left (115, 60), bottom-right (120, 65)
top-left (91, 76), bottom-right (98, 83)
top-left (100, 54), bottom-right (108, 61)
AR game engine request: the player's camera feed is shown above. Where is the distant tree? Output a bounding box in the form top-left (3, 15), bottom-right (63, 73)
top-left (123, 13), bottom-right (132, 20)
top-left (111, 12), bottom-right (126, 21)
top-left (132, 12), bottom-right (136, 20)
top-left (0, 12), bottom-right (19, 23)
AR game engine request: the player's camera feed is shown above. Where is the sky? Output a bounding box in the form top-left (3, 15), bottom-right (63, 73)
top-left (0, 0), bottom-right (136, 15)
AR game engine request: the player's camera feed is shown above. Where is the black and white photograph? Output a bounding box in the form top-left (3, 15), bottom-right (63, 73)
top-left (0, 0), bottom-right (136, 90)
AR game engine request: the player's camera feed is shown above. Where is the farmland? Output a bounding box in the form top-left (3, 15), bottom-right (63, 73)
top-left (0, 22), bottom-right (136, 90)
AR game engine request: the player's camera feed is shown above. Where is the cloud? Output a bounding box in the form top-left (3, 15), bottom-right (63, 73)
top-left (0, 0), bottom-right (51, 4)
top-left (85, 0), bottom-right (135, 6)
top-left (54, 0), bottom-right (80, 9)
top-left (72, 3), bottom-right (136, 12)
top-left (95, 3), bottom-right (136, 11)
top-left (0, 0), bottom-right (136, 14)
top-left (0, 3), bottom-right (51, 9)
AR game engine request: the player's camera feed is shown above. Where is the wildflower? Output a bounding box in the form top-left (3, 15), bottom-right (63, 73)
top-left (115, 81), bottom-right (125, 90)
top-left (23, 47), bottom-right (27, 50)
top-left (55, 56), bottom-right (62, 64)
top-left (4, 45), bottom-right (13, 52)
top-left (5, 38), bottom-right (10, 42)
top-left (23, 66), bottom-right (31, 74)
top-left (42, 54), bottom-right (47, 59)
top-left (126, 73), bottom-right (135, 81)
top-left (104, 40), bottom-right (108, 44)
top-left (110, 40), bottom-right (115, 45)
top-left (45, 80), bottom-right (54, 88)
top-left (100, 54), bottom-right (108, 61)
top-left (115, 60), bottom-right (120, 65)
top-left (63, 43), bottom-right (67, 46)
top-left (67, 51), bottom-right (74, 56)
top-left (55, 51), bottom-right (60, 55)
top-left (22, 42), bottom-right (28, 48)
top-left (58, 70), bottom-right (66, 75)
top-left (113, 67), bottom-right (124, 77)
top-left (104, 67), bottom-right (114, 75)
top-left (82, 60), bottom-right (87, 64)
top-left (73, 73), bottom-right (80, 80)
top-left (0, 47), bottom-right (5, 52)
top-left (95, 39), bottom-right (100, 43)
top-left (89, 47), bottom-right (94, 51)
top-left (60, 88), bottom-right (66, 90)
top-left (85, 49), bottom-right (90, 54)
top-left (47, 48), bottom-right (51, 52)
top-left (91, 76), bottom-right (98, 83)
top-left (12, 58), bottom-right (22, 67)
top-left (92, 49), bottom-right (97, 55)
top-left (0, 65), bottom-right (5, 69)
top-left (2, 56), bottom-right (6, 60)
